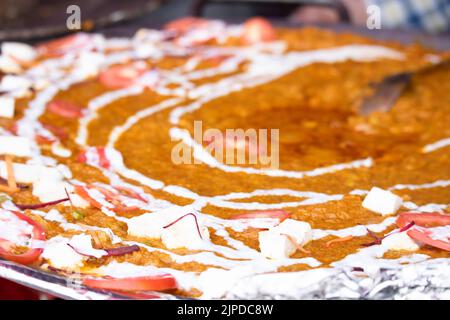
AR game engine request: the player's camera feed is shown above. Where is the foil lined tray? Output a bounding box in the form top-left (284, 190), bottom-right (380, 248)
top-left (1, 258), bottom-right (449, 300)
top-left (0, 259), bottom-right (178, 300)
top-left (0, 22), bottom-right (448, 300)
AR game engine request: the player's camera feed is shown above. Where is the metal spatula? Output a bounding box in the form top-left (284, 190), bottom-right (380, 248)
top-left (360, 57), bottom-right (450, 115)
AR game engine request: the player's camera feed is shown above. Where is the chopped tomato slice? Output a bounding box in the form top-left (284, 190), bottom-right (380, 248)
top-left (93, 185), bottom-right (140, 213)
top-left (77, 147), bottom-right (110, 169)
top-left (36, 33), bottom-right (92, 57)
top-left (98, 63), bottom-right (147, 89)
top-left (163, 17), bottom-right (209, 34)
top-left (407, 228), bottom-right (450, 252)
top-left (113, 186), bottom-right (146, 203)
top-left (83, 274), bottom-right (177, 292)
top-left (73, 185), bottom-right (102, 209)
top-left (35, 135), bottom-right (56, 145)
top-left (47, 99), bottom-right (84, 119)
top-left (241, 17), bottom-right (276, 45)
top-left (0, 211), bottom-right (46, 265)
top-left (74, 185), bottom-right (139, 213)
top-left (42, 123), bottom-right (69, 141)
top-left (231, 209), bottom-right (290, 221)
top-left (97, 147), bottom-right (110, 169)
top-left (396, 212), bottom-right (450, 228)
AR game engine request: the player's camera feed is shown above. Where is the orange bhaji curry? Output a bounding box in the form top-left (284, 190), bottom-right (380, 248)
top-left (0, 17), bottom-right (449, 298)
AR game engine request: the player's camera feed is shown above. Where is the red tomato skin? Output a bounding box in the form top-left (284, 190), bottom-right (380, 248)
top-left (74, 185), bottom-right (102, 209)
top-left (77, 147), bottom-right (110, 169)
top-left (0, 211), bottom-right (45, 265)
top-left (241, 17), bottom-right (276, 45)
top-left (36, 33), bottom-right (91, 57)
top-left (397, 212), bottom-right (450, 228)
top-left (163, 17), bottom-right (208, 34)
top-left (42, 123), bottom-right (69, 141)
top-left (114, 186), bottom-right (146, 202)
top-left (47, 100), bottom-right (83, 119)
top-left (407, 228), bottom-right (450, 252)
top-left (83, 275), bottom-right (177, 292)
top-left (97, 147), bottom-right (110, 169)
top-left (98, 64), bottom-right (146, 89)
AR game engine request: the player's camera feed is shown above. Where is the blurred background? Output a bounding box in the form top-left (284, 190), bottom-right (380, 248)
top-left (0, 0), bottom-right (448, 42)
top-left (0, 0), bottom-right (449, 300)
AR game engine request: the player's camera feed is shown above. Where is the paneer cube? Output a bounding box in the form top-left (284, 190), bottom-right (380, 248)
top-left (0, 75), bottom-right (32, 92)
top-left (42, 237), bottom-right (85, 270)
top-left (0, 136), bottom-right (32, 157)
top-left (0, 55), bottom-right (21, 74)
top-left (272, 219), bottom-right (312, 246)
top-left (127, 210), bottom-right (170, 239)
top-left (0, 96), bottom-right (15, 119)
top-left (1, 42), bottom-right (36, 62)
top-left (0, 162), bottom-right (62, 184)
top-left (381, 232), bottom-right (419, 251)
top-left (362, 187), bottom-right (403, 215)
top-left (161, 213), bottom-right (210, 250)
top-left (259, 230), bottom-right (297, 259)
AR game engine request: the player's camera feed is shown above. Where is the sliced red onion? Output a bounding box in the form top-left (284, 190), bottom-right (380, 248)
top-left (163, 213), bottom-right (203, 239)
top-left (14, 197), bottom-right (69, 210)
top-left (398, 221), bottom-right (415, 233)
top-left (67, 243), bottom-right (107, 259)
top-left (105, 245), bottom-right (140, 256)
top-left (363, 222), bottom-right (416, 247)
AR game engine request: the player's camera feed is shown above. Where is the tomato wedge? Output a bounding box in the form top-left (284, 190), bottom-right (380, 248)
top-left (231, 209), bottom-right (290, 221)
top-left (114, 186), bottom-right (146, 202)
top-left (47, 99), bottom-right (84, 119)
top-left (73, 185), bottom-right (103, 209)
top-left (241, 17), bottom-right (276, 45)
top-left (163, 17), bottom-right (209, 34)
top-left (36, 33), bottom-right (92, 57)
top-left (0, 211), bottom-right (46, 265)
top-left (396, 212), bottom-right (450, 228)
top-left (407, 228), bottom-right (450, 252)
top-left (42, 123), bottom-right (69, 141)
top-left (77, 147), bottom-right (110, 169)
top-left (35, 134), bottom-right (56, 145)
top-left (83, 274), bottom-right (177, 292)
top-left (74, 185), bottom-right (140, 213)
top-left (98, 63), bottom-right (147, 89)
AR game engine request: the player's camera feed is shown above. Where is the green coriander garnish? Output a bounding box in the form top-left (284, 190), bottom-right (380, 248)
top-left (72, 210), bottom-right (84, 220)
top-left (0, 194), bottom-right (10, 204)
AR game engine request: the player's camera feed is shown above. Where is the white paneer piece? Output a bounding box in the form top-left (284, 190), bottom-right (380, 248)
top-left (381, 232), bottom-right (420, 251)
top-left (32, 179), bottom-right (89, 207)
top-left (127, 205), bottom-right (210, 249)
top-left (127, 205), bottom-right (190, 238)
top-left (32, 180), bottom-right (68, 203)
top-left (0, 55), bottom-right (21, 74)
top-left (127, 210), bottom-right (169, 238)
top-left (362, 187), bottom-right (403, 216)
top-left (0, 96), bottom-right (15, 118)
top-left (0, 136), bottom-right (32, 157)
top-left (0, 162), bottom-right (63, 184)
top-left (68, 234), bottom-right (107, 258)
top-left (1, 42), bottom-right (37, 63)
top-left (272, 219), bottom-right (312, 247)
top-left (42, 237), bottom-right (85, 270)
top-left (0, 75), bottom-right (32, 92)
top-left (161, 213), bottom-right (210, 250)
top-left (259, 231), bottom-right (297, 259)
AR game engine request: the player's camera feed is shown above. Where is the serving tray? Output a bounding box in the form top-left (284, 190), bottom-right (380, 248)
top-left (0, 21), bottom-right (449, 300)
